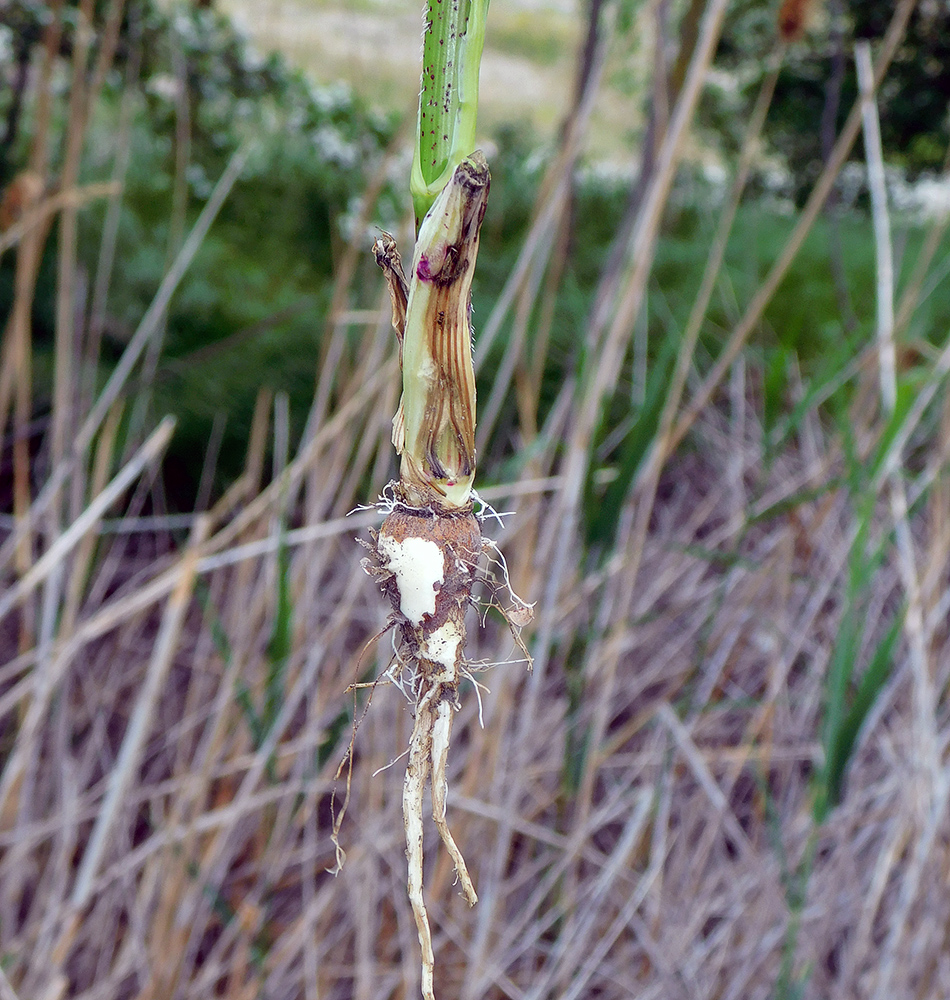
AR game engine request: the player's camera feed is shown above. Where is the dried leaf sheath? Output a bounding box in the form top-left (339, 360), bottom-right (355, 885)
top-left (397, 151), bottom-right (489, 508)
top-left (373, 233), bottom-right (409, 364)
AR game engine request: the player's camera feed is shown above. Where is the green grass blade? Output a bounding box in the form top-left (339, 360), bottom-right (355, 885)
top-left (824, 609), bottom-right (901, 813)
top-left (585, 329), bottom-right (678, 548)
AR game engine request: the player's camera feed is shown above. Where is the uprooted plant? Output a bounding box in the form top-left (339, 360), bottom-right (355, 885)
top-left (330, 4), bottom-right (532, 997)
top-left (363, 150), bottom-right (528, 996)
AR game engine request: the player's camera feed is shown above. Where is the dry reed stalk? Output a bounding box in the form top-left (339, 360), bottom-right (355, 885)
top-left (3, 2), bottom-right (64, 651)
top-left (52, 0), bottom-right (96, 476)
top-left (0, 143), bottom-right (250, 578)
top-left (8, 0), bottom-right (126, 682)
top-left (856, 42), bottom-right (944, 999)
top-left (461, 3), bottom-right (733, 982)
top-left (521, 0), bottom-right (732, 759)
top-left (550, 44), bottom-right (791, 872)
top-left (60, 400), bottom-right (124, 636)
top-left (85, 16), bottom-right (141, 425)
top-left (36, 0), bottom-right (97, 732)
top-left (0, 181), bottom-right (121, 259)
top-left (668, 0), bottom-right (918, 456)
top-left (569, 36), bottom-right (789, 865)
top-left (474, 23), bottom-right (608, 448)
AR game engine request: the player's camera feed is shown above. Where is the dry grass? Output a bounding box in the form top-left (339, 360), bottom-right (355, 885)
top-left (3, 1), bottom-right (950, 998)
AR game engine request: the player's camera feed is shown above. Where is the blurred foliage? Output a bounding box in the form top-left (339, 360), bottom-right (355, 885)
top-left (3, 0), bottom-right (950, 508)
top-left (711, 0), bottom-right (950, 204)
top-left (1, 0), bottom-right (401, 495)
top-left (488, 12), bottom-right (576, 67)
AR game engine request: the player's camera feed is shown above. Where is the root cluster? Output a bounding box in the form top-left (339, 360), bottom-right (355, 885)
top-left (356, 485), bottom-right (530, 1000)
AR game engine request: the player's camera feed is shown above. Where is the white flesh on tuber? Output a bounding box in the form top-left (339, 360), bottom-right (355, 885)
top-left (377, 532), bottom-right (445, 627)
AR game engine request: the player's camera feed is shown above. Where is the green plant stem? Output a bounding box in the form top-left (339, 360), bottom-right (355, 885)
top-left (411, 0), bottom-right (490, 229)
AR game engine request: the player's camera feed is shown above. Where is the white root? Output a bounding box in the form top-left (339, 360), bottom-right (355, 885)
top-left (401, 585), bottom-right (478, 998)
top-left (368, 505), bottom-right (533, 998)
top-left (480, 536), bottom-right (536, 628)
top-left (360, 504), bottom-right (532, 999)
top-left (430, 699), bottom-right (477, 905)
top-left (404, 693), bottom-right (437, 1000)
top-left (403, 684), bottom-right (477, 1000)
top-left (374, 501), bottom-right (482, 1000)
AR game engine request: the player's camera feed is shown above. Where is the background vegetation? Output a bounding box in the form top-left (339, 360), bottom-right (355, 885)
top-left (2, 0), bottom-right (950, 998)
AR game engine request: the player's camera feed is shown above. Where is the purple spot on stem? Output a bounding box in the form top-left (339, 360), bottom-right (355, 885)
top-left (417, 256), bottom-right (433, 281)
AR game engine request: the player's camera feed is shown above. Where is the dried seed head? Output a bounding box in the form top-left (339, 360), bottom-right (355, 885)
top-left (778, 0), bottom-right (817, 42)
